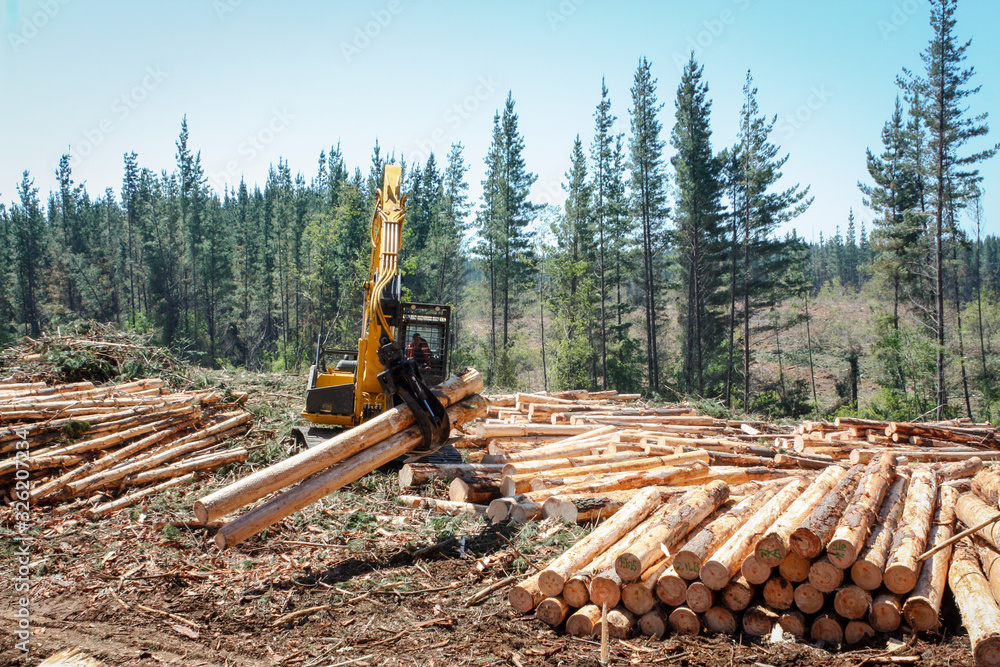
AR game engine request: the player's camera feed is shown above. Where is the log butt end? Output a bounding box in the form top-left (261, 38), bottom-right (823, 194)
top-left (883, 564), bottom-right (918, 595)
top-left (778, 610), bottom-right (807, 638)
top-left (698, 562), bottom-right (730, 591)
top-left (213, 531), bottom-right (228, 551)
top-left (668, 606), bottom-right (700, 636)
top-left (509, 584), bottom-right (542, 613)
top-left (902, 599), bottom-right (939, 632)
top-left (621, 583), bottom-right (656, 616)
top-left (192, 500), bottom-right (209, 525)
top-left (844, 620), bottom-right (875, 645)
top-left (974, 636), bottom-right (1000, 667)
top-left (755, 535), bottom-right (786, 567)
top-left (826, 539), bottom-right (857, 569)
top-left (789, 529), bottom-right (822, 560)
top-left (704, 606), bottom-right (738, 635)
top-left (638, 609), bottom-right (667, 638)
top-left (589, 576), bottom-right (622, 610)
top-left (810, 615), bottom-right (844, 646)
top-left (850, 560), bottom-right (883, 591)
top-left (536, 596), bottom-right (570, 626)
top-left (538, 571), bottom-right (566, 599)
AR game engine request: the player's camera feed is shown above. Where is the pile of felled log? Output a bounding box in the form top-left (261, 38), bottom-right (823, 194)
top-left (506, 455), bottom-right (1000, 649)
top-left (195, 368), bottom-right (486, 550)
top-left (0, 377), bottom-right (252, 517)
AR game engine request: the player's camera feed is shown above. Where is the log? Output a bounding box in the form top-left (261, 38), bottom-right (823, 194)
top-left (396, 496), bottom-right (487, 516)
top-left (827, 454), bottom-right (897, 569)
top-left (672, 484), bottom-right (783, 581)
top-left (810, 613), bottom-right (844, 645)
top-left (449, 476), bottom-right (501, 504)
top-left (589, 567), bottom-right (623, 609)
top-left (762, 576), bottom-right (794, 610)
top-left (977, 540), bottom-right (1000, 610)
top-left (948, 537), bottom-right (1000, 667)
top-left (398, 462), bottom-right (502, 488)
top-left (476, 422), bottom-right (603, 439)
top-left (755, 465), bottom-right (847, 566)
top-left (500, 451), bottom-right (644, 477)
top-left (844, 620), bottom-right (875, 645)
top-left (869, 592), bottom-right (903, 632)
top-left (195, 370), bottom-right (481, 523)
top-left (793, 582), bottom-right (824, 614)
top-left (833, 585), bottom-right (872, 620)
top-left (215, 395), bottom-right (487, 550)
top-left (487, 427), bottom-right (616, 462)
top-left (902, 485), bottom-right (960, 631)
top-left (721, 575), bottom-right (755, 611)
top-left (487, 498), bottom-right (516, 523)
top-left (550, 492), bottom-right (637, 524)
top-left (668, 606), bottom-right (700, 636)
top-left (851, 448), bottom-right (995, 464)
top-left (654, 565), bottom-right (688, 606)
top-left (740, 553), bottom-right (772, 586)
top-left (125, 447), bottom-right (248, 485)
top-left (808, 555), bottom-right (844, 593)
top-left (957, 492), bottom-right (1000, 551)
top-left (517, 461), bottom-right (711, 503)
top-left (536, 486), bottom-right (667, 597)
top-left (685, 581), bottom-right (715, 613)
top-left (509, 501), bottom-right (542, 523)
top-left (884, 467), bottom-right (938, 594)
top-left (790, 463), bottom-right (865, 559)
top-left (742, 605), bottom-right (777, 636)
top-left (704, 606), bottom-right (738, 635)
top-left (974, 467), bottom-right (1000, 507)
top-left (851, 470), bottom-right (912, 590)
top-left (778, 610), bottom-right (808, 638)
top-left (90, 473), bottom-right (196, 518)
top-left (602, 607), bottom-right (636, 639)
top-left (699, 478), bottom-right (809, 590)
top-left (516, 450), bottom-right (710, 495)
top-left (936, 457), bottom-right (984, 482)
top-left (615, 480), bottom-right (729, 581)
top-left (621, 559), bottom-right (669, 615)
top-left (778, 551), bottom-right (812, 583)
top-left (509, 573), bottom-right (544, 613)
top-left (565, 604), bottom-right (602, 637)
top-left (638, 608), bottom-right (668, 638)
top-left (563, 523), bottom-right (653, 607)
top-left (536, 596), bottom-right (571, 626)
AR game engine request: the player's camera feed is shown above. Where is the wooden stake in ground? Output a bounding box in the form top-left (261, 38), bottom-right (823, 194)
top-left (948, 536), bottom-right (1000, 667)
top-left (826, 453), bottom-right (897, 569)
top-left (883, 467), bottom-right (938, 594)
top-left (195, 369), bottom-right (482, 523)
top-left (672, 484), bottom-right (782, 581)
top-left (214, 395), bottom-right (487, 550)
top-left (699, 478), bottom-right (809, 590)
top-left (755, 465), bottom-right (847, 566)
top-left (851, 470), bottom-right (912, 590)
top-left (902, 485), bottom-right (959, 631)
top-left (789, 463), bottom-right (865, 559)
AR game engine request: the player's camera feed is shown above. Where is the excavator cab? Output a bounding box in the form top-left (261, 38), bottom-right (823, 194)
top-left (294, 165), bottom-right (453, 452)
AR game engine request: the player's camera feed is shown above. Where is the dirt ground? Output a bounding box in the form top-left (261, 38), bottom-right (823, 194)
top-left (0, 369), bottom-right (980, 667)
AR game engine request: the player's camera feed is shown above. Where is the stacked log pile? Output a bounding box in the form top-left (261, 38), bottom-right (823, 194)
top-left (0, 377), bottom-right (252, 517)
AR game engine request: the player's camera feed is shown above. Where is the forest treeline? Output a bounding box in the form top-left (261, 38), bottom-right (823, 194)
top-left (1, 0), bottom-right (997, 420)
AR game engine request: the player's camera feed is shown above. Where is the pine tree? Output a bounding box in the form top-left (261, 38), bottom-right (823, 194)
top-left (591, 77), bottom-right (617, 389)
top-left (11, 172), bottom-right (45, 335)
top-left (670, 54), bottom-right (727, 396)
top-left (899, 0), bottom-right (999, 416)
top-left (628, 57), bottom-right (670, 393)
top-left (732, 71), bottom-right (812, 411)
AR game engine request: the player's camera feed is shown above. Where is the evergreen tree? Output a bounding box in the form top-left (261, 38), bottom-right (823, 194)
top-left (591, 77), bottom-right (617, 389)
top-left (899, 0), bottom-right (999, 416)
top-left (10, 172), bottom-right (46, 335)
top-left (628, 57), bottom-right (670, 393)
top-left (670, 54), bottom-right (727, 396)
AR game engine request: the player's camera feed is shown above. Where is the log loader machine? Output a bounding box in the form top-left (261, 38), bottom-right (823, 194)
top-left (293, 165), bottom-right (453, 453)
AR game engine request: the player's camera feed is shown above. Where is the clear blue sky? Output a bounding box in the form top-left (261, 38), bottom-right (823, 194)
top-left (2, 0), bottom-right (998, 240)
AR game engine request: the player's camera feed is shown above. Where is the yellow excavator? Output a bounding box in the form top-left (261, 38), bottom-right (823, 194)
top-left (294, 165), bottom-right (453, 450)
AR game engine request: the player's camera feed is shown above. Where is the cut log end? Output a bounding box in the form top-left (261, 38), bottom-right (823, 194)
top-left (589, 573), bottom-right (622, 609)
top-left (685, 581), bottom-right (715, 613)
top-left (509, 581), bottom-right (543, 613)
top-left (974, 637), bottom-right (1000, 667)
top-left (192, 500), bottom-right (209, 525)
top-left (869, 593), bottom-right (902, 633)
top-left (668, 606), bottom-right (700, 636)
top-left (755, 534), bottom-right (787, 567)
top-left (763, 576), bottom-right (794, 611)
top-left (844, 620), bottom-right (875, 645)
top-left (703, 606), bottom-right (737, 634)
top-left (850, 559), bottom-right (884, 591)
top-left (793, 583), bottom-right (824, 615)
top-left (826, 538), bottom-right (857, 569)
top-left (561, 578), bottom-right (590, 609)
top-left (833, 585), bottom-right (872, 620)
top-left (566, 605), bottom-right (601, 637)
top-left (742, 606), bottom-right (776, 636)
top-left (538, 571), bottom-right (567, 599)
top-left (621, 582), bottom-right (656, 616)
top-left (902, 599), bottom-right (939, 632)
top-left (698, 561), bottom-right (731, 591)
top-left (778, 610), bottom-right (807, 638)
top-left (721, 577), bottom-right (755, 612)
top-left (638, 609), bottom-right (667, 638)
top-left (810, 615), bottom-right (844, 646)
top-left (741, 553), bottom-right (772, 586)
top-left (883, 564), bottom-right (918, 595)
top-left (536, 597), bottom-right (570, 626)
top-left (809, 556), bottom-right (845, 593)
top-left (656, 571), bottom-right (689, 606)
